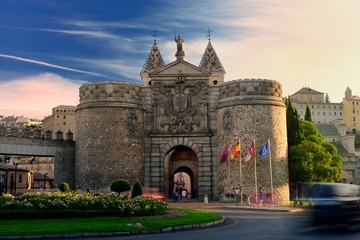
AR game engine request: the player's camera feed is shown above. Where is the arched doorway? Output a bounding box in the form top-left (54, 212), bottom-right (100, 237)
top-left (174, 167), bottom-right (193, 199)
top-left (164, 146), bottom-right (198, 199)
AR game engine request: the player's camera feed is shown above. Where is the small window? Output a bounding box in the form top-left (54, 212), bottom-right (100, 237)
top-left (18, 174), bottom-right (22, 183)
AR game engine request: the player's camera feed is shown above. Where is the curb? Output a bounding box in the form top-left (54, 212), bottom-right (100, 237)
top-left (0, 217), bottom-right (225, 239)
top-left (224, 206), bottom-right (304, 213)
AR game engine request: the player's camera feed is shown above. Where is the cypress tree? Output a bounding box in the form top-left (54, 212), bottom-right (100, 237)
top-left (304, 105), bottom-right (312, 122)
top-left (285, 97), bottom-right (304, 147)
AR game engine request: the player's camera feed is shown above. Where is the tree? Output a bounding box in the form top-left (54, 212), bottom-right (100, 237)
top-left (304, 105), bottom-right (312, 122)
top-left (131, 181), bottom-right (143, 199)
top-left (288, 121), bottom-right (342, 187)
top-left (58, 182), bottom-right (70, 192)
top-left (285, 97), bottom-right (304, 147)
top-left (110, 179), bottom-right (131, 194)
top-left (289, 140), bottom-right (342, 183)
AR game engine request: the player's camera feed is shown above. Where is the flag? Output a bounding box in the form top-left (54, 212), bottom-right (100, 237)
top-left (230, 142), bottom-right (240, 161)
top-left (29, 156), bottom-right (36, 164)
top-left (219, 144), bottom-right (229, 164)
top-left (259, 142), bottom-right (269, 159)
top-left (244, 141), bottom-right (255, 161)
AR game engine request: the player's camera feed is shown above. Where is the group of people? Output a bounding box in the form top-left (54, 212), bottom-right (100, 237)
top-left (172, 184), bottom-right (188, 202)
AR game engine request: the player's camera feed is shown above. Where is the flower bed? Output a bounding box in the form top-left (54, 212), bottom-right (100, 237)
top-left (0, 192), bottom-right (167, 219)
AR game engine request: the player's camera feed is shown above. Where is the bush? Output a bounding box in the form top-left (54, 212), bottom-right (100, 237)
top-left (0, 192), bottom-right (168, 219)
top-left (131, 181), bottom-right (143, 199)
top-left (58, 182), bottom-right (70, 192)
top-left (110, 179), bottom-right (131, 194)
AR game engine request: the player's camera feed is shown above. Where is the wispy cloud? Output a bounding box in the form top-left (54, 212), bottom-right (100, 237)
top-left (0, 54), bottom-right (109, 77)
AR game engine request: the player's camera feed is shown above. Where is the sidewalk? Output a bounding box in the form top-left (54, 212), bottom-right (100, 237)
top-left (167, 199), bottom-right (304, 213)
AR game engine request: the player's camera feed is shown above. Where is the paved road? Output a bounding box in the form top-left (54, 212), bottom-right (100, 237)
top-left (54, 202), bottom-right (360, 240)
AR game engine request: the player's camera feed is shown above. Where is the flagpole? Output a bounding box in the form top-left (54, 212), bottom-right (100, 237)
top-left (227, 144), bottom-right (230, 188)
top-left (254, 138), bottom-right (257, 194)
top-left (268, 139), bottom-right (273, 193)
top-left (239, 138), bottom-right (242, 204)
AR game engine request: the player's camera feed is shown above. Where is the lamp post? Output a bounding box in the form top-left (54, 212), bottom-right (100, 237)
top-left (14, 163), bottom-right (19, 195)
top-left (43, 173), bottom-right (48, 190)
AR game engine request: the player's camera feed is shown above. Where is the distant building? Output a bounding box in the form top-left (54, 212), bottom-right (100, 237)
top-left (290, 87), bottom-right (344, 124)
top-left (42, 105), bottom-right (76, 140)
top-left (290, 86), bottom-right (360, 184)
top-left (343, 87), bottom-right (360, 133)
top-left (0, 163), bottom-right (31, 195)
top-left (317, 120), bottom-right (358, 184)
top-left (16, 156), bottom-right (54, 179)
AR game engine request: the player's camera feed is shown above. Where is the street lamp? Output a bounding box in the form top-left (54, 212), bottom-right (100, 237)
top-left (14, 163), bottom-right (19, 195)
top-left (43, 173), bottom-right (48, 190)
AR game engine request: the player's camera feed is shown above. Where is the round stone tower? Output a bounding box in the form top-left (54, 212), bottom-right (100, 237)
top-left (76, 82), bottom-right (145, 190)
top-left (216, 79), bottom-right (289, 205)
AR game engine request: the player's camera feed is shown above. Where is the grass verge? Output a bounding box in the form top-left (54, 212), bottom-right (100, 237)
top-left (0, 208), bottom-right (223, 236)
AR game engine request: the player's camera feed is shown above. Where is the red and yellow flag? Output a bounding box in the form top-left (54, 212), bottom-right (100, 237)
top-left (230, 142), bottom-right (240, 161)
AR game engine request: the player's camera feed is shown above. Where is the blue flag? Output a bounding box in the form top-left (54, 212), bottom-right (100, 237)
top-left (259, 142), bottom-right (269, 159)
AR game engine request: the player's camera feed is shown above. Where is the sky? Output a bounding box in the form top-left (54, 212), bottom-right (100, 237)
top-left (1, 0), bottom-right (360, 119)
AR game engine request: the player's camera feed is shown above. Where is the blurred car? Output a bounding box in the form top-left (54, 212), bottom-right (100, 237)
top-left (310, 183), bottom-right (360, 226)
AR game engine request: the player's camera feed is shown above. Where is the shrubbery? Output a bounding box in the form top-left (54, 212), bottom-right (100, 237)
top-left (58, 182), bottom-right (70, 192)
top-left (131, 181), bottom-right (143, 199)
top-left (0, 192), bottom-right (167, 218)
top-left (110, 179), bottom-right (131, 194)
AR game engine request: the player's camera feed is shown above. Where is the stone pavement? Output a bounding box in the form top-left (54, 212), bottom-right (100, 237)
top-left (167, 199), bottom-right (304, 213)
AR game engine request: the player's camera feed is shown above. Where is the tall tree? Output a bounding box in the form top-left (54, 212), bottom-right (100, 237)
top-left (304, 105), bottom-right (312, 122)
top-left (285, 97), bottom-right (304, 147)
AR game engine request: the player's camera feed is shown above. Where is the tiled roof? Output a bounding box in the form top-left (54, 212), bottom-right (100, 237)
top-left (141, 40), bottom-right (166, 73)
top-left (316, 123), bottom-right (339, 135)
top-left (294, 87), bottom-right (324, 95)
top-left (199, 41), bottom-right (225, 73)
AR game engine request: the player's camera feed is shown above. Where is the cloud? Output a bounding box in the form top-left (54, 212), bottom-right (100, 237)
top-left (0, 54), bottom-right (109, 77)
top-left (0, 73), bottom-right (82, 119)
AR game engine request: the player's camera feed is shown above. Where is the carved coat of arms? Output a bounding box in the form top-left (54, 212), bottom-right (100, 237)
top-left (152, 77), bottom-right (208, 133)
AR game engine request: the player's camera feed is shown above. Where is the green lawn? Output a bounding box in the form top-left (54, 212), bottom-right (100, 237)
top-left (0, 208), bottom-right (223, 236)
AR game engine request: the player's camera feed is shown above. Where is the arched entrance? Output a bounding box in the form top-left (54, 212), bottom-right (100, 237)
top-left (164, 146), bottom-right (198, 199)
top-left (174, 167), bottom-right (193, 199)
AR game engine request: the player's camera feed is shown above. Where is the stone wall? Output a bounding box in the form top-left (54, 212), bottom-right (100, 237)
top-left (216, 79), bottom-right (289, 205)
top-left (76, 82), bottom-right (145, 191)
top-left (0, 136), bottom-right (75, 188)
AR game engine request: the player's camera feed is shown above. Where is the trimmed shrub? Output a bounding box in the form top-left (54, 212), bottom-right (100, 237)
top-left (131, 181), bottom-right (143, 199)
top-left (58, 182), bottom-right (70, 192)
top-left (110, 179), bottom-right (131, 194)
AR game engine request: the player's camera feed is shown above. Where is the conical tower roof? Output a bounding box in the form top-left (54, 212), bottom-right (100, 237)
top-left (199, 40), bottom-right (225, 73)
top-left (141, 40), bottom-right (166, 74)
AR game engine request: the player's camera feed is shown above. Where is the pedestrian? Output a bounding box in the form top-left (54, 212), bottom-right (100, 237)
top-left (175, 187), bottom-right (179, 201)
top-left (182, 189), bottom-right (188, 199)
top-left (179, 186), bottom-right (183, 199)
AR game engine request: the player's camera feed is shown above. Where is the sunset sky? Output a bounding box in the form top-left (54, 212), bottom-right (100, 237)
top-left (1, 0), bottom-right (360, 119)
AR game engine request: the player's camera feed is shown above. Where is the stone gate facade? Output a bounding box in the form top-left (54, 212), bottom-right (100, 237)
top-left (75, 37), bottom-right (289, 204)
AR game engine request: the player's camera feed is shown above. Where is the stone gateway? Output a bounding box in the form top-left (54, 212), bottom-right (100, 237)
top-left (75, 37), bottom-right (289, 205)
